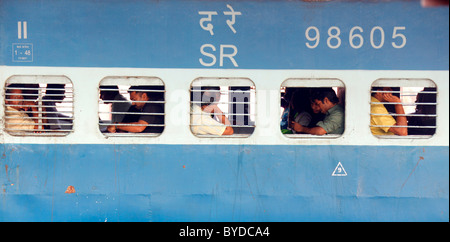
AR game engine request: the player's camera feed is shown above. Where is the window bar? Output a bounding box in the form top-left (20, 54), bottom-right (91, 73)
top-left (370, 113), bottom-right (437, 117)
top-left (38, 86), bottom-right (43, 131)
top-left (370, 101), bottom-right (437, 106)
top-left (370, 125), bottom-right (436, 129)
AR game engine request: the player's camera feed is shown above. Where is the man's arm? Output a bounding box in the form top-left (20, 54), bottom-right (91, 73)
top-left (383, 93), bottom-right (408, 136)
top-left (108, 120), bottom-right (148, 133)
top-left (290, 121), bottom-right (327, 135)
top-left (222, 126), bottom-right (234, 135)
top-left (203, 104), bottom-right (234, 135)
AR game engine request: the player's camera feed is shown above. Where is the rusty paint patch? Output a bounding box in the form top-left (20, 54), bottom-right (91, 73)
top-left (65, 185), bottom-right (76, 194)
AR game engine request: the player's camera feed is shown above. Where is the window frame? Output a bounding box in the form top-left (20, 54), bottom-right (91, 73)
top-left (189, 77), bottom-right (256, 138)
top-left (370, 78), bottom-right (437, 139)
top-left (280, 78), bottom-right (346, 139)
top-left (3, 75), bottom-right (74, 137)
top-left (98, 76), bottom-right (166, 138)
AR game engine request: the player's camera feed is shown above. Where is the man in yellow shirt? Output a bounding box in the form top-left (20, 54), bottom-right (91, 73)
top-left (370, 87), bottom-right (408, 136)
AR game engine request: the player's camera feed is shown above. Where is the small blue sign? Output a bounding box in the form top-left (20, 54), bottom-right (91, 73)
top-left (12, 43), bottom-right (33, 62)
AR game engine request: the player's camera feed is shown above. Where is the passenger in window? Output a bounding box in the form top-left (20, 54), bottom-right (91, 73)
top-left (407, 87), bottom-right (436, 135)
top-left (190, 86), bottom-right (234, 136)
top-left (290, 88), bottom-right (344, 135)
top-left (337, 87), bottom-right (345, 107)
top-left (282, 88), bottom-right (325, 134)
top-left (309, 95), bottom-right (326, 125)
top-left (280, 88), bottom-right (293, 134)
top-left (5, 84), bottom-right (37, 131)
top-left (20, 84), bottom-right (40, 118)
top-left (370, 87), bottom-right (408, 136)
top-left (100, 85), bottom-right (132, 123)
top-left (286, 89), bottom-right (313, 134)
top-left (380, 87), bottom-right (401, 114)
top-left (107, 85), bottom-right (164, 134)
top-left (42, 84), bottom-right (73, 131)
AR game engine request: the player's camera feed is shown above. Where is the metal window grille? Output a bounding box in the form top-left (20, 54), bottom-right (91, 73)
top-left (3, 75), bottom-right (74, 136)
top-left (98, 76), bottom-right (165, 137)
top-left (370, 78), bottom-right (437, 138)
top-left (190, 78), bottom-right (256, 137)
top-left (281, 78), bottom-right (345, 138)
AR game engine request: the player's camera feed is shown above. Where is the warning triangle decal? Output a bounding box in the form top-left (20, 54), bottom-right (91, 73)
top-left (332, 162), bottom-right (347, 176)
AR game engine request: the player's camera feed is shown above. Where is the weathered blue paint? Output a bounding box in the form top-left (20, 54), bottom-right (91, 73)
top-left (1, 0), bottom-right (448, 223)
top-left (1, 144), bottom-right (448, 222)
top-left (1, 0), bottom-right (448, 70)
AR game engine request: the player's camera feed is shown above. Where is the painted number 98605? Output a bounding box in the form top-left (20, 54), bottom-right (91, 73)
top-left (305, 26), bottom-right (406, 49)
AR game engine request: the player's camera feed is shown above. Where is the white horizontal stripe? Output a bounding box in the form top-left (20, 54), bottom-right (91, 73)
top-left (0, 66), bottom-right (448, 146)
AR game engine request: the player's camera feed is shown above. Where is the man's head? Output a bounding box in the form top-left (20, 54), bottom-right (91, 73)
top-left (128, 85), bottom-right (164, 109)
top-left (371, 86), bottom-right (393, 102)
top-left (5, 84), bottom-right (24, 109)
top-left (201, 86), bottom-right (221, 109)
top-left (128, 86), bottom-right (150, 109)
top-left (191, 86), bottom-right (221, 110)
top-left (46, 84), bottom-right (66, 102)
top-left (100, 85), bottom-right (120, 103)
top-left (310, 101), bottom-right (321, 114)
top-left (310, 88), bottom-right (340, 114)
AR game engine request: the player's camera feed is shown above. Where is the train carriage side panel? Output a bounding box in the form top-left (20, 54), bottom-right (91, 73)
top-left (0, 0), bottom-right (448, 222)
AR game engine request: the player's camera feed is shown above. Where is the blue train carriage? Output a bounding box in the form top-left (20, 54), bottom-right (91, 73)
top-left (0, 0), bottom-right (448, 222)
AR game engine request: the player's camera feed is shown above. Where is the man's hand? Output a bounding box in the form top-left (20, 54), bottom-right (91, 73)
top-left (290, 121), bottom-right (304, 133)
top-left (202, 104), bottom-right (220, 114)
top-left (107, 124), bottom-right (116, 133)
top-left (383, 93), bottom-right (402, 103)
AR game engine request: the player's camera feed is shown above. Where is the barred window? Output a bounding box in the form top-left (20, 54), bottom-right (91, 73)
top-left (4, 75), bottom-right (74, 136)
top-left (98, 76), bottom-right (165, 137)
top-left (370, 78), bottom-right (437, 138)
top-left (190, 78), bottom-right (255, 137)
top-left (280, 78), bottom-right (345, 138)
